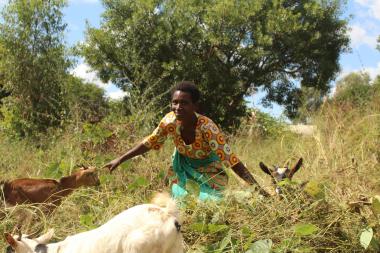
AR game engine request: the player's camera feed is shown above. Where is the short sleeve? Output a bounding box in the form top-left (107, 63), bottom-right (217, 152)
top-left (142, 118), bottom-right (169, 150)
top-left (201, 119), bottom-right (240, 167)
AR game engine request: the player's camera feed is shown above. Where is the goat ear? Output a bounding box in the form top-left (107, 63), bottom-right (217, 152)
top-left (289, 158), bottom-right (303, 178)
top-left (35, 229), bottom-right (54, 244)
top-left (259, 162), bottom-right (272, 175)
top-left (5, 233), bottom-right (18, 248)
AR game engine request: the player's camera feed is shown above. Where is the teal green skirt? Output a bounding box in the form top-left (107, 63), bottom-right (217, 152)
top-left (171, 149), bottom-right (223, 201)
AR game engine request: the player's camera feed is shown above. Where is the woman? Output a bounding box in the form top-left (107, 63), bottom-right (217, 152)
top-left (103, 81), bottom-right (268, 200)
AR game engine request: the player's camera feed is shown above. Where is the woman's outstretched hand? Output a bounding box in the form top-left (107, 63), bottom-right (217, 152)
top-left (102, 158), bottom-right (121, 173)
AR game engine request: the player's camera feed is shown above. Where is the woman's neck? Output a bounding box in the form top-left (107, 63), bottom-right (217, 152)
top-left (180, 113), bottom-right (197, 130)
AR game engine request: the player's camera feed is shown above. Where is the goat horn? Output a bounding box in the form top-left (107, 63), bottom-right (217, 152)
top-left (17, 229), bottom-right (22, 241)
top-left (25, 229), bottom-right (41, 239)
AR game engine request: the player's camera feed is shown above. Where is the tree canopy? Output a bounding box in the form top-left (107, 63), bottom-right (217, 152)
top-left (333, 72), bottom-right (375, 108)
top-left (0, 0), bottom-right (70, 137)
top-left (81, 0), bottom-right (349, 130)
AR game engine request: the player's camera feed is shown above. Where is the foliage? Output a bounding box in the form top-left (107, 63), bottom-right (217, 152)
top-left (0, 0), bottom-right (71, 138)
top-left (0, 44), bottom-right (11, 108)
top-left (80, 0), bottom-right (349, 131)
top-left (239, 109), bottom-right (286, 138)
top-left (2, 93), bottom-right (380, 252)
top-left (65, 75), bottom-right (109, 124)
top-left (295, 86), bottom-right (326, 123)
top-left (333, 71), bottom-right (373, 107)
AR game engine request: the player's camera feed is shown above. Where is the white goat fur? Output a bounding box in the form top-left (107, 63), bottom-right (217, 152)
top-left (5, 192), bottom-right (184, 253)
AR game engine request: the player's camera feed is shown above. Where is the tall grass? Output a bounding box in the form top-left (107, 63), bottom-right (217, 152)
top-left (1, 99), bottom-right (379, 252)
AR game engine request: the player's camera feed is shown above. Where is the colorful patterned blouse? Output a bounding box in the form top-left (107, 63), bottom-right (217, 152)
top-left (142, 111), bottom-right (240, 190)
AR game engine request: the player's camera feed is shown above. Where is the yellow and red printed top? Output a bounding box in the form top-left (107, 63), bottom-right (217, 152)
top-left (142, 111), bottom-right (240, 169)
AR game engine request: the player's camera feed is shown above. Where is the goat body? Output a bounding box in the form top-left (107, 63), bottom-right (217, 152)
top-left (1, 167), bottom-right (100, 208)
top-left (5, 192), bottom-right (184, 253)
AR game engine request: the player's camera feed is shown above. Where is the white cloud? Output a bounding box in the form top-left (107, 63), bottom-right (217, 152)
top-left (71, 63), bottom-right (110, 88)
top-left (107, 90), bottom-right (127, 100)
top-left (349, 24), bottom-right (378, 48)
top-left (355, 0), bottom-right (380, 20)
top-left (71, 63), bottom-right (127, 99)
top-left (361, 62), bottom-right (380, 80)
top-left (338, 62), bottom-right (380, 81)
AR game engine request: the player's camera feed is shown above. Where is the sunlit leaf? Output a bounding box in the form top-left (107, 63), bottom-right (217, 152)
top-left (80, 214), bottom-right (95, 229)
top-left (303, 180), bottom-right (325, 200)
top-left (208, 224), bottom-right (229, 234)
top-left (360, 227), bottom-right (373, 249)
top-left (246, 239), bottom-right (272, 253)
top-left (293, 223), bottom-right (319, 236)
top-left (189, 223), bottom-right (207, 233)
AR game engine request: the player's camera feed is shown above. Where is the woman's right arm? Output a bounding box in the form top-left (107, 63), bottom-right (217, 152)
top-left (103, 143), bottom-right (150, 173)
top-left (104, 113), bottom-right (171, 173)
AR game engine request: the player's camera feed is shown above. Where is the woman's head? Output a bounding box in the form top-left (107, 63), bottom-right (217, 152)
top-left (171, 81), bottom-right (200, 121)
top-left (171, 81), bottom-right (200, 103)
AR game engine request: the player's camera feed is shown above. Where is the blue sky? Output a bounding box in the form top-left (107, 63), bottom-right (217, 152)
top-left (1, 0), bottom-right (380, 117)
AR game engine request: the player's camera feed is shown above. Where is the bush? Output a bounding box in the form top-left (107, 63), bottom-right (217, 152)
top-left (333, 72), bottom-right (372, 107)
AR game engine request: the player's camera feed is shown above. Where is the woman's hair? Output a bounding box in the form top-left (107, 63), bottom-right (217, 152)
top-left (171, 81), bottom-right (200, 103)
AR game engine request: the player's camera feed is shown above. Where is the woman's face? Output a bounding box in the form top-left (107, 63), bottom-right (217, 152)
top-left (171, 90), bottom-right (197, 121)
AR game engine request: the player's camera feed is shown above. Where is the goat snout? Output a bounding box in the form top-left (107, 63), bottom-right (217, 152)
top-left (174, 220), bottom-right (181, 232)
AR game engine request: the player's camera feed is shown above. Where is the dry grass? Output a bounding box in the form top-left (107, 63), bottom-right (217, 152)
top-left (1, 101), bottom-right (380, 252)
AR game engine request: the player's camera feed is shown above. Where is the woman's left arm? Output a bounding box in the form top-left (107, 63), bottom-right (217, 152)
top-left (201, 117), bottom-right (270, 196)
top-left (231, 162), bottom-right (270, 197)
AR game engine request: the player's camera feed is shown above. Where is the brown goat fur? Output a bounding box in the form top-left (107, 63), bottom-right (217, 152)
top-left (0, 166), bottom-right (100, 209)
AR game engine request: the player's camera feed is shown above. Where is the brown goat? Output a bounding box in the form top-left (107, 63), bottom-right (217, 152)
top-left (0, 166), bottom-right (100, 210)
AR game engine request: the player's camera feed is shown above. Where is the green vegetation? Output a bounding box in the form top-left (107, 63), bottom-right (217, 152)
top-left (0, 0), bottom-right (70, 138)
top-left (1, 86), bottom-right (380, 252)
top-left (81, 0), bottom-right (349, 130)
top-left (0, 0), bottom-right (379, 252)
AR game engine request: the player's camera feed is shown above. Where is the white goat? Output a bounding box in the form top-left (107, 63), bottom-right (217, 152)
top-left (4, 192), bottom-right (184, 253)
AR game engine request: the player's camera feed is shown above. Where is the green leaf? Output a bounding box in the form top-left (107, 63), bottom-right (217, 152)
top-left (246, 239), bottom-right (273, 253)
top-left (128, 177), bottom-right (148, 190)
top-left (215, 230), bottom-right (232, 253)
top-left (360, 227), bottom-right (373, 249)
top-left (293, 223), bottom-right (319, 236)
top-left (207, 224), bottom-right (229, 234)
top-left (189, 222), bottom-right (207, 233)
top-left (80, 214), bottom-right (95, 229)
top-left (303, 180), bottom-right (325, 200)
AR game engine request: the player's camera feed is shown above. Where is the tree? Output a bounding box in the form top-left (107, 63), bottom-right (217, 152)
top-left (0, 44), bottom-right (11, 109)
top-left (0, 0), bottom-right (70, 137)
top-left (65, 75), bottom-right (109, 124)
top-left (333, 72), bottom-right (372, 107)
top-left (81, 0), bottom-right (349, 131)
